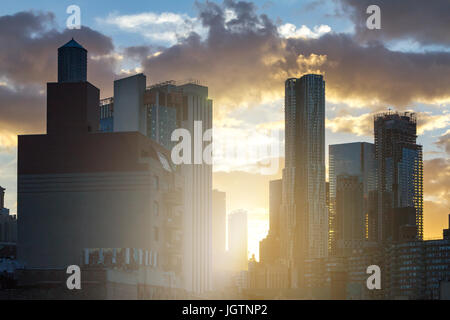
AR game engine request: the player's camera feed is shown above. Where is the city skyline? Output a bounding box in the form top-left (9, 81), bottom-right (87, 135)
top-left (0, 0), bottom-right (450, 262)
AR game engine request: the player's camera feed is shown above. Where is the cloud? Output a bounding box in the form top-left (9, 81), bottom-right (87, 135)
top-left (0, 11), bottom-right (120, 148)
top-left (423, 158), bottom-right (450, 237)
top-left (326, 113), bottom-right (373, 136)
top-left (424, 200), bottom-right (449, 239)
top-left (124, 0), bottom-right (450, 113)
top-left (325, 110), bottom-right (450, 138)
top-left (338, 0), bottom-right (450, 46)
top-left (2, 2), bottom-right (450, 150)
top-left (278, 23), bottom-right (331, 39)
top-left (436, 130), bottom-right (450, 156)
top-left (418, 112), bottom-right (450, 135)
top-left (424, 158), bottom-right (450, 207)
top-left (98, 12), bottom-right (205, 45)
top-left (0, 11), bottom-right (117, 90)
top-left (0, 84), bottom-right (45, 149)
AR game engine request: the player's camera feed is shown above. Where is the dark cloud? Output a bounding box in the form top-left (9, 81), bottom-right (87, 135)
top-left (0, 11), bottom-right (117, 93)
top-left (338, 0), bottom-right (450, 46)
top-left (134, 0), bottom-right (450, 110)
top-left (0, 85), bottom-right (45, 137)
top-left (139, 0), bottom-right (284, 111)
top-left (0, 11), bottom-right (119, 146)
top-left (1, 1), bottom-right (450, 146)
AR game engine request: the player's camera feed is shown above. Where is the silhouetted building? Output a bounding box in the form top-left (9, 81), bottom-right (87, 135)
top-left (282, 74), bottom-right (327, 288)
top-left (0, 187), bottom-right (16, 245)
top-left (0, 186), bottom-right (6, 214)
top-left (444, 214), bottom-right (450, 240)
top-left (212, 189), bottom-right (227, 289)
top-left (228, 210), bottom-right (248, 272)
top-left (17, 41), bottom-right (184, 293)
top-left (100, 80), bottom-right (182, 151)
top-left (335, 175), bottom-right (364, 256)
top-left (329, 142), bottom-right (376, 254)
top-left (58, 38), bottom-right (87, 83)
top-left (145, 82), bottom-right (181, 150)
top-left (260, 179), bottom-right (282, 264)
top-left (374, 112), bottom-right (423, 242)
top-left (99, 98), bottom-right (114, 132)
top-left (100, 75), bottom-right (213, 294)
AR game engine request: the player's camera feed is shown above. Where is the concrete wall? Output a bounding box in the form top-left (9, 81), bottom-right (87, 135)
top-left (113, 74), bottom-right (147, 135)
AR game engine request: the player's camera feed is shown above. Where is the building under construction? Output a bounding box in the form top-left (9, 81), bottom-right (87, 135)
top-left (374, 111), bottom-right (423, 242)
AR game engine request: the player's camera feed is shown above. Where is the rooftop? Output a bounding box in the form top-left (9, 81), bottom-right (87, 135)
top-left (59, 38), bottom-right (86, 50)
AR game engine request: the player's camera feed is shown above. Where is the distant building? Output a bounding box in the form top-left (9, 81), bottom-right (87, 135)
top-left (335, 175), bottom-right (365, 256)
top-left (145, 82), bottom-right (181, 151)
top-left (329, 142), bottom-right (376, 254)
top-left (374, 112), bottom-right (423, 242)
top-left (100, 81), bottom-right (181, 152)
top-left (443, 214), bottom-right (450, 240)
top-left (282, 74), bottom-right (327, 288)
top-left (100, 74), bottom-right (213, 294)
top-left (228, 210), bottom-right (248, 272)
top-left (0, 187), bottom-right (17, 245)
top-left (99, 98), bottom-right (114, 132)
top-left (260, 179), bottom-right (282, 264)
top-left (0, 186), bottom-right (8, 216)
top-left (212, 190), bottom-right (227, 290)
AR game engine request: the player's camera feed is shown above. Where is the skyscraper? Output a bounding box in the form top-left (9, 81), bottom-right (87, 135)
top-left (177, 83), bottom-right (213, 294)
top-left (57, 38), bottom-right (87, 83)
top-left (99, 76), bottom-right (213, 294)
top-left (228, 210), bottom-right (248, 272)
top-left (282, 74), bottom-right (327, 288)
top-left (329, 142), bottom-right (376, 254)
top-left (335, 175), bottom-right (364, 256)
top-left (0, 186), bottom-right (16, 244)
top-left (212, 189), bottom-right (226, 289)
top-left (374, 111), bottom-right (423, 242)
top-left (145, 83), bottom-right (180, 151)
top-left (260, 179), bottom-right (282, 264)
top-left (0, 186), bottom-right (7, 214)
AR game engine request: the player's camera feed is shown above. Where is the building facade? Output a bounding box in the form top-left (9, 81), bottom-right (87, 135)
top-left (212, 189), bottom-right (227, 290)
top-left (17, 41), bottom-right (184, 294)
top-left (228, 210), bottom-right (248, 272)
top-left (101, 75), bottom-right (213, 294)
top-left (0, 187), bottom-right (16, 245)
top-left (282, 74), bottom-right (327, 288)
top-left (329, 142), bottom-right (376, 255)
top-left (374, 112), bottom-right (423, 242)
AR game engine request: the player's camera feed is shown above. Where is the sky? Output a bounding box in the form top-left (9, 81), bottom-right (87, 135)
top-left (0, 0), bottom-right (450, 259)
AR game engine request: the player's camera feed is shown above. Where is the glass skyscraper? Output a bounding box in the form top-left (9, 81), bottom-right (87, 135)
top-left (282, 74), bottom-right (327, 288)
top-left (329, 142), bottom-right (376, 255)
top-left (374, 112), bottom-right (423, 242)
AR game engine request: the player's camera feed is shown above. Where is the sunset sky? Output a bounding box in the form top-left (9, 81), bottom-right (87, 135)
top-left (1, 0), bottom-right (449, 259)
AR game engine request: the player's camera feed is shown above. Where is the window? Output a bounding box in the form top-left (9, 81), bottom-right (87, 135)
top-left (154, 201), bottom-right (159, 216)
top-left (154, 227), bottom-right (159, 242)
top-left (153, 175), bottom-right (159, 190)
